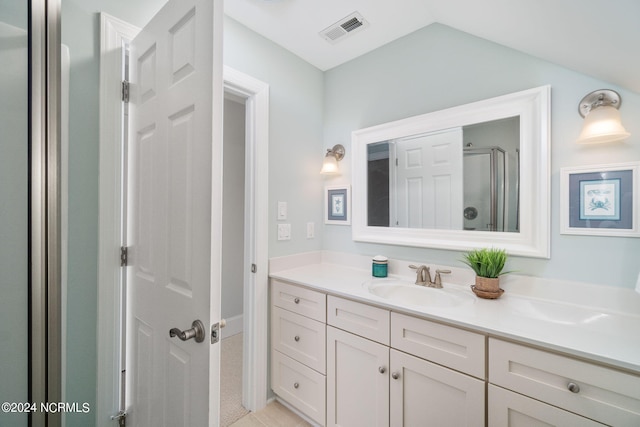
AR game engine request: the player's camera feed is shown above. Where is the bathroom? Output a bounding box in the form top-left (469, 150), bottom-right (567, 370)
top-left (2, 0), bottom-right (640, 426)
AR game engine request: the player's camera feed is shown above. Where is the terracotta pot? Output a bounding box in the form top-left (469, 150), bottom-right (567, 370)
top-left (475, 276), bottom-right (500, 292)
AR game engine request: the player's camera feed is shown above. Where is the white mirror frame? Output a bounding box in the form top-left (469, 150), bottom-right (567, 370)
top-left (352, 85), bottom-right (550, 258)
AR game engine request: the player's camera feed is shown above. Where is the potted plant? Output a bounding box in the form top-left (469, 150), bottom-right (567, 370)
top-left (461, 248), bottom-right (509, 298)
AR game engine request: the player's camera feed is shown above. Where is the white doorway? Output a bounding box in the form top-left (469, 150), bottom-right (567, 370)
top-left (223, 66), bottom-right (270, 414)
top-left (97, 12), bottom-right (269, 425)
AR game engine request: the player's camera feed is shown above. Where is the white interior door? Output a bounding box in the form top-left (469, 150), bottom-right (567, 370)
top-left (392, 128), bottom-right (463, 229)
top-left (125, 0), bottom-right (223, 425)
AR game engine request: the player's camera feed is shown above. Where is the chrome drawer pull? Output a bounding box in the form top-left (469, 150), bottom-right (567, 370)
top-left (378, 366), bottom-right (386, 374)
top-left (567, 382), bottom-right (580, 393)
top-left (391, 372), bottom-right (400, 380)
top-left (294, 335), bottom-right (300, 342)
top-left (294, 297), bottom-right (300, 304)
top-left (293, 382), bottom-right (299, 389)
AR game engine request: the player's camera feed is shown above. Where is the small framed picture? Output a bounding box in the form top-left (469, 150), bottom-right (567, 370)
top-left (325, 185), bottom-right (351, 225)
top-left (560, 162), bottom-right (640, 237)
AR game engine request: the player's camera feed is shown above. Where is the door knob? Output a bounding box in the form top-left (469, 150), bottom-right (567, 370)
top-left (170, 320), bottom-right (206, 343)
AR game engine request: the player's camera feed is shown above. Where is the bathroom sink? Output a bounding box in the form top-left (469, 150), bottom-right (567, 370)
top-left (505, 297), bottom-right (611, 325)
top-left (364, 279), bottom-right (474, 308)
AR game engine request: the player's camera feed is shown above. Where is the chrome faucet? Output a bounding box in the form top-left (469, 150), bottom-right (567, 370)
top-left (409, 265), bottom-right (451, 289)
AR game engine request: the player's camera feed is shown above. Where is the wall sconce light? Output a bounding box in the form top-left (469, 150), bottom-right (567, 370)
top-left (577, 89), bottom-right (630, 144)
top-left (320, 144), bottom-right (345, 175)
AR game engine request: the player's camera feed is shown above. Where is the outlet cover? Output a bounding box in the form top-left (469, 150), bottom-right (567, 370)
top-left (277, 223), bottom-right (291, 241)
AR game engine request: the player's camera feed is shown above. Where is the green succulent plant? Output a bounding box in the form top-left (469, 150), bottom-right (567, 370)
top-left (461, 248), bottom-right (509, 278)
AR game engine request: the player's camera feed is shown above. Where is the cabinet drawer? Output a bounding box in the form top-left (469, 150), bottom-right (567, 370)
top-left (272, 351), bottom-right (326, 426)
top-left (327, 296), bottom-right (390, 345)
top-left (489, 338), bottom-right (640, 426)
top-left (271, 279), bottom-right (326, 322)
top-left (391, 312), bottom-right (485, 379)
top-left (488, 385), bottom-right (604, 426)
top-left (272, 306), bottom-right (326, 374)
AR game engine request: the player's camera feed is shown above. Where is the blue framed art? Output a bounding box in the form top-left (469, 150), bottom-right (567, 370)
top-left (325, 185), bottom-right (351, 225)
top-left (561, 162), bottom-right (640, 237)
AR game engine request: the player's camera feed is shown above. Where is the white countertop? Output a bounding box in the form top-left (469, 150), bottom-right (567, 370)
top-left (269, 252), bottom-right (640, 374)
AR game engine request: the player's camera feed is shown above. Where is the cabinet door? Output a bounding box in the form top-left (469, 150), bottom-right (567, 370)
top-left (488, 385), bottom-right (604, 426)
top-left (390, 349), bottom-right (484, 427)
top-left (327, 326), bottom-right (389, 427)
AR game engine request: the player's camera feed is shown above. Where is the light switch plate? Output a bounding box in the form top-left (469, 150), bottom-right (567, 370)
top-left (277, 223), bottom-right (291, 241)
top-left (306, 222), bottom-right (315, 239)
top-left (277, 201), bottom-right (287, 220)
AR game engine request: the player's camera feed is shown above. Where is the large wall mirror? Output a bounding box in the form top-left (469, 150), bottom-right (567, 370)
top-left (352, 85), bottom-right (550, 258)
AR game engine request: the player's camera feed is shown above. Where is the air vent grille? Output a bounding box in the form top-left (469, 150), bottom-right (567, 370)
top-left (319, 12), bottom-right (369, 44)
top-left (341, 17), bottom-right (363, 32)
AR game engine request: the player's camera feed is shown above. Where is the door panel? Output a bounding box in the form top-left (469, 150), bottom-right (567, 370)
top-left (390, 349), bottom-right (484, 427)
top-left (392, 128), bottom-right (463, 229)
top-left (327, 326), bottom-right (389, 427)
top-left (126, 0), bottom-right (222, 425)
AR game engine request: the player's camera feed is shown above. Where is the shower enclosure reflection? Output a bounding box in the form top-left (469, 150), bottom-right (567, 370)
top-left (367, 116), bottom-right (520, 232)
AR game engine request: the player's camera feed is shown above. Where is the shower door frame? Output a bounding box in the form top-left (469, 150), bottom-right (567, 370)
top-left (30, 0), bottom-right (63, 426)
top-left (463, 146), bottom-right (507, 232)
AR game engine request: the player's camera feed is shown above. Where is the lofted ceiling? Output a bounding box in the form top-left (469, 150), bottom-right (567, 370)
top-left (224, 0), bottom-right (640, 94)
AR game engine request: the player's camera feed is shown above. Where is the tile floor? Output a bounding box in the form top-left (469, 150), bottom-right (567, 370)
top-left (229, 401), bottom-right (312, 427)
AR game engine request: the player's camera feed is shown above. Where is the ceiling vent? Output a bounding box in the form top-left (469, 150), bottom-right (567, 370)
top-left (319, 12), bottom-right (369, 44)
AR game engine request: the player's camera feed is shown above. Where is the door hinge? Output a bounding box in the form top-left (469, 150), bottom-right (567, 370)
top-left (120, 246), bottom-right (129, 267)
top-left (121, 80), bottom-right (130, 103)
top-left (111, 410), bottom-right (127, 426)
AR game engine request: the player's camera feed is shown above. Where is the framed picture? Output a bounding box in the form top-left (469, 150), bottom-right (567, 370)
top-left (325, 185), bottom-right (351, 225)
top-left (560, 162), bottom-right (640, 237)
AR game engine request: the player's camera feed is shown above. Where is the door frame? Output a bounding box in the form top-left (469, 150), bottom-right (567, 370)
top-left (96, 14), bottom-right (269, 425)
top-left (223, 65), bottom-right (270, 412)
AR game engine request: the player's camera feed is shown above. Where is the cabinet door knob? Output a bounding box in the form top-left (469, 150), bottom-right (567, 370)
top-left (294, 335), bottom-right (300, 342)
top-left (391, 372), bottom-right (400, 380)
top-left (567, 382), bottom-right (580, 393)
top-left (294, 297), bottom-right (300, 304)
top-left (293, 382), bottom-right (299, 389)
top-left (378, 366), bottom-right (386, 374)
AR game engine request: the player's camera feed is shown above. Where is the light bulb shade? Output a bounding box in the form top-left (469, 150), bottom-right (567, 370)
top-left (320, 154), bottom-right (340, 174)
top-left (577, 105), bottom-right (630, 144)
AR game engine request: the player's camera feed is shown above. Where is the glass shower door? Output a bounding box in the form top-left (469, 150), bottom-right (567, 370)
top-left (0, 2), bottom-right (29, 426)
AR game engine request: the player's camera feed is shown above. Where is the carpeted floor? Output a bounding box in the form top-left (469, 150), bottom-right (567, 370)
top-left (221, 333), bottom-right (250, 427)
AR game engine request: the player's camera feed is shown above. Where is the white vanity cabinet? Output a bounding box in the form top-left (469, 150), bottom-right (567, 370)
top-left (488, 338), bottom-right (640, 426)
top-left (326, 295), bottom-right (485, 427)
top-left (270, 280), bottom-right (327, 425)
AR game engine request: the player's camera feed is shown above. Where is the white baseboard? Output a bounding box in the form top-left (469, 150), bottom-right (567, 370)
top-left (222, 313), bottom-right (243, 339)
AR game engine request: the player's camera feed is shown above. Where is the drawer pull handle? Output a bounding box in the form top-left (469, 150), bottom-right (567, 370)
top-left (293, 382), bottom-right (299, 389)
top-left (567, 382), bottom-right (580, 393)
top-left (378, 366), bottom-right (386, 374)
top-left (294, 297), bottom-right (300, 304)
top-left (294, 335), bottom-right (300, 342)
top-left (391, 372), bottom-right (400, 380)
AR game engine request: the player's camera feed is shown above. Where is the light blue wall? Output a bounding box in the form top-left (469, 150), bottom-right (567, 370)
top-left (0, 4), bottom-right (28, 427)
top-left (322, 23), bottom-right (640, 288)
top-left (224, 16), bottom-right (325, 257)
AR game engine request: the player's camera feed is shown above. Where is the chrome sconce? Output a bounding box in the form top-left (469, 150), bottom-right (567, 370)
top-left (320, 144), bottom-right (345, 175)
top-left (577, 89), bottom-right (630, 144)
